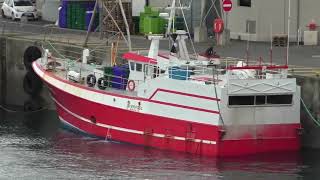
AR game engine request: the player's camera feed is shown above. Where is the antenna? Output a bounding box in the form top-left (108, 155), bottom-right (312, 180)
top-left (246, 22), bottom-right (250, 65)
top-left (286, 0), bottom-right (291, 66)
top-left (270, 24), bottom-right (273, 65)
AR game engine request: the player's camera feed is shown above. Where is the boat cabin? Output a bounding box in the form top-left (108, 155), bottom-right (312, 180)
top-left (122, 52), bottom-right (158, 91)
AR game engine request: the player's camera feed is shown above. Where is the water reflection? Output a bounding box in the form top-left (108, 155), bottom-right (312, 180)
top-left (0, 110), bottom-right (317, 179)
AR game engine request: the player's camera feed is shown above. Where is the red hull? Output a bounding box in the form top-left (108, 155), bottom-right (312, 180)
top-left (48, 83), bottom-right (301, 157)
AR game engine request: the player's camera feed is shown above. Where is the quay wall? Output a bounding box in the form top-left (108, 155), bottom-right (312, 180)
top-left (0, 37), bottom-right (108, 111)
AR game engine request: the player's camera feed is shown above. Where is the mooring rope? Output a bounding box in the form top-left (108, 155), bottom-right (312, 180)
top-left (300, 98), bottom-right (320, 127)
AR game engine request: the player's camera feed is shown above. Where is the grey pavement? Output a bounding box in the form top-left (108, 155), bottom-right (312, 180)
top-left (0, 16), bottom-right (320, 68)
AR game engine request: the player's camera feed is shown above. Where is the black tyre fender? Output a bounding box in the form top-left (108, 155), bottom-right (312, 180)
top-left (23, 99), bottom-right (41, 112)
top-left (24, 46), bottom-right (42, 71)
top-left (86, 74), bottom-right (96, 87)
top-left (97, 77), bottom-right (108, 90)
top-left (23, 71), bottom-right (43, 96)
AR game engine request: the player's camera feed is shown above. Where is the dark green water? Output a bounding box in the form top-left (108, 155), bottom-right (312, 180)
top-left (0, 109), bottom-right (319, 179)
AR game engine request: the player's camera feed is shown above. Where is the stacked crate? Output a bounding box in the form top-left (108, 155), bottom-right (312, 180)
top-left (67, 3), bottom-right (86, 30)
top-left (60, 0), bottom-right (98, 31)
top-left (59, 1), bottom-right (68, 28)
top-left (139, 6), bottom-right (159, 34)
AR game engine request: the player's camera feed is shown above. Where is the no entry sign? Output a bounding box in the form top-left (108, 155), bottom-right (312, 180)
top-left (222, 0), bottom-right (233, 12)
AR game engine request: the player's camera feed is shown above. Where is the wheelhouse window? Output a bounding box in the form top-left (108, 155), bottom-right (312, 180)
top-left (229, 94), bottom-right (293, 106)
top-left (136, 63), bottom-right (142, 72)
top-left (267, 95), bottom-right (293, 105)
top-left (229, 96), bottom-right (254, 106)
top-left (255, 95), bottom-right (266, 105)
top-left (239, 0), bottom-right (251, 7)
top-left (130, 62), bottom-right (135, 71)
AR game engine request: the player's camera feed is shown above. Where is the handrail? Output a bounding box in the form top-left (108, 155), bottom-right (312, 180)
top-left (227, 65), bottom-right (289, 70)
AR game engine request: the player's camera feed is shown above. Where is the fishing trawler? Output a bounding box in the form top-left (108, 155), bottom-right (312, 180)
top-left (32, 0), bottom-right (301, 156)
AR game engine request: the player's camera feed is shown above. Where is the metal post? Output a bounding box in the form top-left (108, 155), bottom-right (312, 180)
top-left (297, 28), bottom-right (300, 46)
top-left (225, 11), bottom-right (229, 45)
top-left (118, 0), bottom-right (132, 51)
top-left (286, 0), bottom-right (291, 66)
top-left (226, 12), bottom-right (228, 30)
top-left (297, 0), bottom-right (300, 43)
top-left (270, 24), bottom-right (273, 65)
top-left (83, 0), bottom-right (98, 48)
top-left (166, 0), bottom-right (176, 35)
top-left (246, 22), bottom-right (250, 64)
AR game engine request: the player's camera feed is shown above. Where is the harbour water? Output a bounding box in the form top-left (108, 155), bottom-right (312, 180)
top-left (0, 109), bottom-right (319, 180)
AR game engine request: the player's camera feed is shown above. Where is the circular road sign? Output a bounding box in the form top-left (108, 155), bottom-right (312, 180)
top-left (222, 0), bottom-right (233, 12)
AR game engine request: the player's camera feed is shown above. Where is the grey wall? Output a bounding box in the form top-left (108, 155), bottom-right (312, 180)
top-left (227, 0), bottom-right (320, 42)
top-left (4, 38), bottom-right (45, 107)
top-left (228, 0), bottom-right (299, 41)
top-left (149, 0), bottom-right (171, 7)
top-left (299, 0), bottom-right (320, 31)
top-left (41, 0), bottom-right (60, 22)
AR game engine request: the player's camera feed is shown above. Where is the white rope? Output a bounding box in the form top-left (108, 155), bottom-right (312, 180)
top-left (301, 98), bottom-right (320, 127)
top-left (45, 41), bottom-right (67, 59)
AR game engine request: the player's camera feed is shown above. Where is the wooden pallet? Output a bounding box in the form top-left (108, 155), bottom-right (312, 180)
top-left (100, 0), bottom-right (132, 34)
top-left (273, 34), bottom-right (288, 47)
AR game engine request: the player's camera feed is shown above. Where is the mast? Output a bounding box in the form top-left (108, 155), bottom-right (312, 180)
top-left (270, 24), bottom-right (273, 65)
top-left (83, 0), bottom-right (98, 48)
top-left (286, 0), bottom-right (291, 66)
top-left (166, 0), bottom-right (176, 35)
top-left (246, 23), bottom-right (250, 65)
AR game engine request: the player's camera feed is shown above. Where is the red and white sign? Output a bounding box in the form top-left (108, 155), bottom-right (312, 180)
top-left (222, 0), bottom-right (233, 12)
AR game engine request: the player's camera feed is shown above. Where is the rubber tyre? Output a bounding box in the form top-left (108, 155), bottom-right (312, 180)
top-left (23, 99), bottom-right (41, 112)
top-left (97, 77), bottom-right (108, 90)
top-left (24, 46), bottom-right (42, 71)
top-left (23, 71), bottom-right (43, 96)
top-left (86, 74), bottom-right (96, 87)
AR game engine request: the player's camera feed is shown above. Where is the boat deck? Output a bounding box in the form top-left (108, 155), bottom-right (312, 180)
top-left (44, 60), bottom-right (139, 98)
top-left (220, 57), bottom-right (320, 77)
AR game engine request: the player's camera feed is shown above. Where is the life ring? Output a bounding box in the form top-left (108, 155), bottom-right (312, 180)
top-left (86, 74), bottom-right (96, 87)
top-left (97, 77), bottom-right (108, 90)
top-left (23, 71), bottom-right (43, 96)
top-left (127, 80), bottom-right (135, 91)
top-left (24, 46), bottom-right (42, 71)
